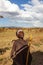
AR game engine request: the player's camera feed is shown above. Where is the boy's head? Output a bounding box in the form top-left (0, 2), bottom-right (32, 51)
top-left (16, 29), bottom-right (24, 39)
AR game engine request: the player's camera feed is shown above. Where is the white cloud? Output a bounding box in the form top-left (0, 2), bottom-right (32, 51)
top-left (33, 21), bottom-right (43, 27)
top-left (21, 0), bottom-right (43, 27)
top-left (32, 0), bottom-right (40, 5)
top-left (0, 0), bottom-right (19, 12)
top-left (0, 0), bottom-right (43, 27)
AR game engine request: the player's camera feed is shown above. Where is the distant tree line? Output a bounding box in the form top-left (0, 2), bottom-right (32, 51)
top-left (0, 28), bottom-right (43, 32)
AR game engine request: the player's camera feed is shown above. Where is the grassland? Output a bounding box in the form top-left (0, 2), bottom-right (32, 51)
top-left (0, 28), bottom-right (43, 65)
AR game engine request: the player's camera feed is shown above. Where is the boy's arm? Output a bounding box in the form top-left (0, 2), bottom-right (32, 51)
top-left (10, 40), bottom-right (16, 58)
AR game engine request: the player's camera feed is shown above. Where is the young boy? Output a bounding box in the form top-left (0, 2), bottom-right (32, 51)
top-left (11, 29), bottom-right (32, 65)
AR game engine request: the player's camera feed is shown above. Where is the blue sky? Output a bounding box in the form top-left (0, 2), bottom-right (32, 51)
top-left (0, 18), bottom-right (35, 28)
top-left (10, 0), bottom-right (29, 4)
top-left (9, 0), bottom-right (32, 9)
top-left (10, 0), bottom-right (30, 9)
top-left (0, 0), bottom-right (43, 28)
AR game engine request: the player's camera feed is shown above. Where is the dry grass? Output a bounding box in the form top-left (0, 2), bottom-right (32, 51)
top-left (0, 28), bottom-right (43, 65)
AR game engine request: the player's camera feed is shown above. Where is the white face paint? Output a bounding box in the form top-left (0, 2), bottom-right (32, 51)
top-left (17, 30), bottom-right (23, 34)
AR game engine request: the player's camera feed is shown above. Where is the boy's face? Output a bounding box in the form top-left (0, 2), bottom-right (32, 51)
top-left (17, 31), bottom-right (24, 39)
top-left (19, 32), bottom-right (24, 38)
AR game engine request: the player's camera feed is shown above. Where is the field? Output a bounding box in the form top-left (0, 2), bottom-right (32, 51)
top-left (0, 28), bottom-right (43, 65)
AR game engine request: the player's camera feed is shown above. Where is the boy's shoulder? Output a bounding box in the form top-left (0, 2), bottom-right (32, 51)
top-left (12, 39), bottom-right (19, 43)
top-left (11, 40), bottom-right (16, 43)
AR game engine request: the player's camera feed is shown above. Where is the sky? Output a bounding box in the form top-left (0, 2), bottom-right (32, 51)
top-left (0, 0), bottom-right (43, 28)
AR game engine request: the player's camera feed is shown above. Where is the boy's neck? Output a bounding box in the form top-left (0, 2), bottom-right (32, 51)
top-left (19, 38), bottom-right (23, 40)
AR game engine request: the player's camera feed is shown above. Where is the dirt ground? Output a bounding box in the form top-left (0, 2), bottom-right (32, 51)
top-left (0, 28), bottom-right (43, 65)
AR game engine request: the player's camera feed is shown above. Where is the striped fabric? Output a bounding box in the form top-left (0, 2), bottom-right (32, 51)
top-left (16, 45), bottom-right (28, 55)
top-left (13, 45), bottom-right (29, 58)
